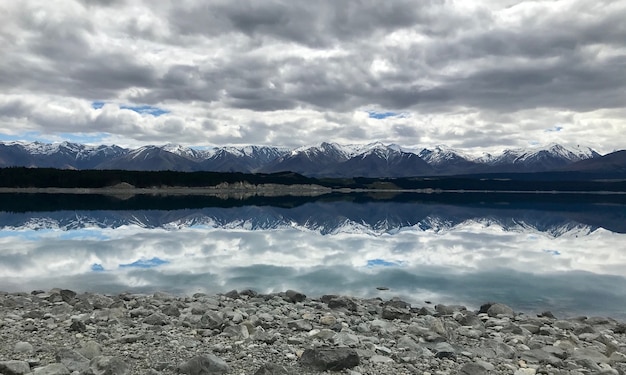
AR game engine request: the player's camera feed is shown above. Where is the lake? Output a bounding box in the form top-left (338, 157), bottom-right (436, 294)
top-left (1, 192), bottom-right (625, 319)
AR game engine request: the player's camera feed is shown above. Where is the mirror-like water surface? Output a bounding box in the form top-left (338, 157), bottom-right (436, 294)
top-left (1, 193), bottom-right (625, 318)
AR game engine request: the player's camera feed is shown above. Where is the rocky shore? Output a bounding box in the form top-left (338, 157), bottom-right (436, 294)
top-left (1, 289), bottom-right (626, 375)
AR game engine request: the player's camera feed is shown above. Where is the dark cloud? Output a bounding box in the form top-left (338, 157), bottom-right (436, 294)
top-left (168, 0), bottom-right (433, 47)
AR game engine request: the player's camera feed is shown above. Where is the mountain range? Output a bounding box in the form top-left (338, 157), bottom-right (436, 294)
top-left (0, 140), bottom-right (620, 177)
top-left (1, 200), bottom-right (621, 236)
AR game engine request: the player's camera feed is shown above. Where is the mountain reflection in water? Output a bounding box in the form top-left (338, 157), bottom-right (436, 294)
top-left (0, 192), bottom-right (625, 319)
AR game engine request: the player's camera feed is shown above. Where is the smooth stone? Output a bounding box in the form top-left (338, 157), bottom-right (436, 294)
top-left (459, 362), bottom-right (490, 375)
top-left (178, 354), bottom-right (230, 375)
top-left (369, 355), bottom-right (394, 363)
top-left (55, 348), bottom-right (90, 372)
top-left (0, 360), bottom-right (31, 375)
top-left (300, 348), bottom-right (360, 371)
top-left (253, 363), bottom-right (293, 375)
top-left (319, 315), bottom-right (337, 326)
top-left (33, 363), bottom-right (71, 375)
top-left (487, 303), bottom-right (515, 318)
top-left (14, 341), bottom-right (34, 354)
top-left (285, 290), bottom-right (306, 303)
top-left (89, 356), bottom-right (129, 375)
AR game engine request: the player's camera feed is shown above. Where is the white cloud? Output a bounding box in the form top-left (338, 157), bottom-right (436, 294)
top-left (0, 0), bottom-right (624, 153)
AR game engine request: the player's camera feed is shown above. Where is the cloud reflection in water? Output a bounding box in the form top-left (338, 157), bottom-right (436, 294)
top-left (1, 220), bottom-right (626, 318)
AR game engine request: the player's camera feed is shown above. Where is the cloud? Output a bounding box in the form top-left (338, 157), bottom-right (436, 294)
top-left (0, 0), bottom-right (625, 153)
top-left (1, 221), bottom-right (626, 318)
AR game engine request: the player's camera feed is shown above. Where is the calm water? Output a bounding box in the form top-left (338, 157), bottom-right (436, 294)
top-left (1, 192), bottom-right (625, 319)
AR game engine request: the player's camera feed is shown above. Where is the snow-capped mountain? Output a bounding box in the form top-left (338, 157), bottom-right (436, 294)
top-left (418, 146), bottom-right (482, 174)
top-left (260, 142), bottom-right (353, 175)
top-left (0, 140), bottom-right (609, 176)
top-left (477, 143), bottom-right (601, 172)
top-left (97, 145), bottom-right (198, 171)
top-left (161, 143), bottom-right (209, 161)
top-left (200, 145), bottom-right (290, 173)
top-left (0, 141), bottom-right (127, 169)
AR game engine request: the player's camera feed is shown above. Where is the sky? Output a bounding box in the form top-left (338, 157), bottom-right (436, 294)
top-left (0, 0), bottom-right (625, 154)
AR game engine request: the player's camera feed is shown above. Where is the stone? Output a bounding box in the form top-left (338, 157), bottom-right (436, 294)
top-left (487, 303), bottom-right (514, 317)
top-left (287, 319), bottom-right (313, 331)
top-left (319, 315), bottom-right (337, 326)
top-left (223, 289), bottom-right (240, 299)
top-left (178, 354), bottom-right (230, 374)
top-left (459, 362), bottom-right (490, 375)
top-left (253, 363), bottom-right (293, 375)
top-left (143, 312), bottom-right (169, 325)
top-left (333, 332), bottom-right (360, 347)
top-left (200, 311), bottom-right (224, 329)
top-left (33, 363), bottom-right (71, 375)
top-left (514, 369), bottom-right (537, 375)
top-left (89, 356), bottom-right (129, 375)
top-left (14, 341), bottom-right (34, 354)
top-left (381, 306), bottom-right (411, 320)
top-left (285, 290), bottom-right (306, 303)
top-left (300, 348), bottom-right (360, 371)
top-left (77, 341), bottom-right (103, 360)
top-left (55, 348), bottom-right (90, 372)
top-left (326, 296), bottom-right (358, 311)
top-left (0, 360), bottom-right (31, 375)
top-left (161, 304), bottom-right (181, 317)
top-left (86, 293), bottom-right (115, 309)
top-left (59, 289), bottom-right (77, 303)
top-left (69, 320), bottom-right (86, 332)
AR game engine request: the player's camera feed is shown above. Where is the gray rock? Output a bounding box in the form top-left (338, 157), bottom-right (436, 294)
top-left (300, 348), bottom-right (360, 371)
top-left (326, 296), bottom-right (358, 312)
top-left (370, 355), bottom-right (394, 363)
top-left (285, 289), bottom-right (306, 303)
top-left (86, 293), bottom-right (115, 309)
top-left (143, 312), bottom-right (169, 325)
top-left (55, 348), bottom-right (90, 372)
top-left (287, 319), bottom-right (313, 331)
top-left (77, 341), bottom-right (103, 360)
top-left (0, 360), bottom-right (31, 375)
top-left (487, 303), bottom-right (515, 317)
top-left (381, 306), bottom-right (411, 320)
top-left (520, 349), bottom-right (562, 366)
top-left (14, 341), bottom-right (34, 354)
top-left (33, 363), bottom-right (70, 375)
top-left (200, 311), bottom-right (224, 329)
top-left (178, 354), bottom-right (230, 374)
top-left (161, 304), bottom-right (181, 317)
top-left (69, 320), bottom-right (86, 332)
top-left (89, 356), bottom-right (129, 375)
top-left (59, 289), bottom-right (77, 303)
top-left (459, 362), bottom-right (490, 375)
top-left (223, 290), bottom-right (240, 299)
top-left (570, 347), bottom-right (609, 363)
top-left (333, 332), bottom-right (360, 347)
top-left (396, 335), bottom-right (420, 351)
top-left (253, 363), bottom-right (292, 375)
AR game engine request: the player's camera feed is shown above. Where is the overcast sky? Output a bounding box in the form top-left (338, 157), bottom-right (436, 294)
top-left (0, 0), bottom-right (624, 154)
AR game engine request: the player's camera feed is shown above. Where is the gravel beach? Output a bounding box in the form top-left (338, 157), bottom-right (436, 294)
top-left (1, 288), bottom-right (626, 375)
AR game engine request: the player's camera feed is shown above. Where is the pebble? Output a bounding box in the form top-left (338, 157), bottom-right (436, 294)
top-left (1, 289), bottom-right (626, 375)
